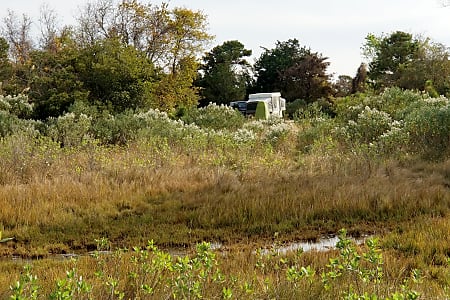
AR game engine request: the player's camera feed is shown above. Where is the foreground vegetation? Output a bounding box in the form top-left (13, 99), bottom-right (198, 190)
top-left (2, 232), bottom-right (436, 299)
top-left (2, 88), bottom-right (450, 298)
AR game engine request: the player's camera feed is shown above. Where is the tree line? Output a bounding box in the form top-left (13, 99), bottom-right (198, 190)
top-left (1, 0), bottom-right (450, 120)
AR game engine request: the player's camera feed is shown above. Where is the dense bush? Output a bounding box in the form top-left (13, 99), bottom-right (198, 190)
top-left (285, 98), bottom-right (307, 118)
top-left (47, 112), bottom-right (92, 147)
top-left (403, 97), bottom-right (450, 160)
top-left (344, 106), bottom-right (393, 144)
top-left (180, 103), bottom-right (245, 131)
top-left (90, 110), bottom-right (145, 145)
top-left (0, 94), bottom-right (40, 138)
top-left (2, 88), bottom-right (450, 161)
top-left (335, 88), bottom-right (424, 123)
top-left (328, 87), bottom-right (450, 160)
top-left (0, 94), bottom-right (33, 118)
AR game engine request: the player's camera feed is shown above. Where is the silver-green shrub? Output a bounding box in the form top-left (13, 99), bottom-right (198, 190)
top-left (47, 112), bottom-right (92, 147)
top-left (0, 94), bottom-right (37, 138)
top-left (345, 106), bottom-right (394, 144)
top-left (181, 103), bottom-right (245, 131)
top-left (403, 97), bottom-right (450, 160)
top-left (0, 94), bottom-right (33, 118)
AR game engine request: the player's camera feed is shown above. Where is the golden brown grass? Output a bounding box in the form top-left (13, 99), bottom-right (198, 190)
top-left (1, 132), bottom-right (450, 254)
top-left (2, 128), bottom-right (450, 297)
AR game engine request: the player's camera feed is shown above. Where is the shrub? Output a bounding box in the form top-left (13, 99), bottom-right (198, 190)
top-left (336, 88), bottom-right (424, 123)
top-left (403, 98), bottom-right (450, 160)
top-left (372, 87), bottom-right (425, 119)
top-left (0, 111), bottom-right (22, 137)
top-left (0, 94), bottom-right (37, 138)
top-left (297, 117), bottom-right (336, 154)
top-left (285, 98), bottom-right (307, 119)
top-left (345, 106), bottom-right (393, 144)
top-left (294, 101), bottom-right (328, 122)
top-left (263, 121), bottom-right (291, 147)
top-left (0, 94), bottom-right (33, 118)
top-left (181, 103), bottom-right (245, 131)
top-left (91, 110), bottom-right (144, 145)
top-left (0, 129), bottom-right (59, 183)
top-left (47, 112), bottom-right (92, 147)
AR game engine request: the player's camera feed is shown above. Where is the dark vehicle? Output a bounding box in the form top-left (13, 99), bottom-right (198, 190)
top-left (245, 101), bottom-right (258, 116)
top-left (230, 101), bottom-right (247, 115)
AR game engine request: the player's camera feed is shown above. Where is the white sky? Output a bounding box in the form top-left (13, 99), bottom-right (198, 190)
top-left (2, 0), bottom-right (450, 77)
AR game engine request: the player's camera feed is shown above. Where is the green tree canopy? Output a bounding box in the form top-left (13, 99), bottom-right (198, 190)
top-left (363, 31), bottom-right (450, 94)
top-left (253, 39), bottom-right (332, 103)
top-left (28, 30), bottom-right (88, 119)
top-left (0, 0), bottom-right (213, 116)
top-left (397, 39), bottom-right (450, 95)
top-left (78, 37), bottom-right (156, 113)
top-left (197, 40), bottom-right (252, 105)
top-left (76, 1), bottom-right (213, 110)
top-left (363, 31), bottom-right (418, 88)
top-left (253, 39), bottom-right (303, 94)
top-left (334, 75), bottom-right (353, 97)
top-left (0, 37), bottom-right (12, 90)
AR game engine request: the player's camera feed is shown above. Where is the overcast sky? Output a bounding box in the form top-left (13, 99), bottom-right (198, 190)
top-left (2, 0), bottom-right (450, 77)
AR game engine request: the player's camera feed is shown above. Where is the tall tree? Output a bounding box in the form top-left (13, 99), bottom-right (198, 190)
top-left (152, 7), bottom-right (212, 110)
top-left (78, 37), bottom-right (156, 113)
top-left (28, 29), bottom-right (88, 119)
top-left (76, 0), bottom-right (212, 72)
top-left (1, 10), bottom-right (33, 64)
top-left (363, 31), bottom-right (420, 89)
top-left (38, 3), bottom-right (60, 52)
top-left (253, 39), bottom-right (332, 103)
top-left (0, 37), bottom-right (12, 91)
top-left (76, 0), bottom-right (212, 110)
top-left (1, 10), bottom-right (34, 95)
top-left (76, 0), bottom-right (116, 46)
top-left (334, 75), bottom-right (353, 97)
top-left (363, 31), bottom-right (450, 94)
top-left (253, 39), bottom-right (303, 94)
top-left (280, 51), bottom-right (332, 103)
top-left (197, 40), bottom-right (252, 105)
top-left (396, 39), bottom-right (450, 95)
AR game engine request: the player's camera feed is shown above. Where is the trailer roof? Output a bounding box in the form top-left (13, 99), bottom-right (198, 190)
top-left (248, 92), bottom-right (281, 99)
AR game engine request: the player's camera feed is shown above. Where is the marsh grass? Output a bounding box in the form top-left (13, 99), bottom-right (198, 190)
top-left (3, 91), bottom-right (450, 297)
top-left (1, 128), bottom-right (450, 254)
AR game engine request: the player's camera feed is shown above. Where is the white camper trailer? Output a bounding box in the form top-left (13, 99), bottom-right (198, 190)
top-left (245, 92), bottom-right (286, 119)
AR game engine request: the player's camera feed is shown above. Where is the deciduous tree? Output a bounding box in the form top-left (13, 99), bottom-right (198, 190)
top-left (334, 75), bottom-right (353, 97)
top-left (280, 51), bottom-right (332, 103)
top-left (78, 37), bottom-right (156, 113)
top-left (76, 0), bottom-right (212, 110)
top-left (397, 39), bottom-right (450, 95)
top-left (38, 3), bottom-right (60, 52)
top-left (28, 30), bottom-right (88, 119)
top-left (253, 39), bottom-right (332, 103)
top-left (1, 10), bottom-right (33, 65)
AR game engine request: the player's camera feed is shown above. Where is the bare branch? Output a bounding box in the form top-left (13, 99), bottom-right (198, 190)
top-left (39, 3), bottom-right (60, 51)
top-left (2, 10), bottom-right (33, 64)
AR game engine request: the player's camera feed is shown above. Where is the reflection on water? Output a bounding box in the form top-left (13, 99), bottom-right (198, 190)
top-left (258, 235), bottom-right (371, 256)
top-left (2, 235), bottom-right (372, 261)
